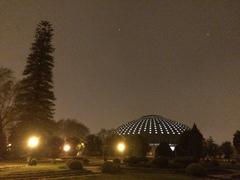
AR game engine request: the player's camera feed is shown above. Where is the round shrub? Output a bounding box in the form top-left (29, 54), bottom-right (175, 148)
top-left (101, 161), bottom-right (120, 174)
top-left (185, 163), bottom-right (206, 176)
top-left (152, 156), bottom-right (169, 168)
top-left (66, 160), bottom-right (83, 170)
top-left (28, 159), bottom-right (37, 166)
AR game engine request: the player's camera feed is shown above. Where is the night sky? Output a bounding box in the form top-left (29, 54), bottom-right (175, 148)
top-left (1, 0), bottom-right (240, 143)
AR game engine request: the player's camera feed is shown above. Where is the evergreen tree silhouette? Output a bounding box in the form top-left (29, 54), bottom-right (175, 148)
top-left (10, 21), bottom-right (56, 152)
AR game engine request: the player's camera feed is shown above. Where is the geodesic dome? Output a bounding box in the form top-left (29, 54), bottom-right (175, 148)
top-left (115, 115), bottom-right (189, 144)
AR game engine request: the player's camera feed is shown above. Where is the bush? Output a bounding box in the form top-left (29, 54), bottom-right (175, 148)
top-left (66, 160), bottom-right (83, 170)
top-left (185, 163), bottom-right (206, 176)
top-left (152, 156), bottom-right (169, 168)
top-left (101, 161), bottom-right (120, 174)
top-left (28, 159), bottom-right (37, 166)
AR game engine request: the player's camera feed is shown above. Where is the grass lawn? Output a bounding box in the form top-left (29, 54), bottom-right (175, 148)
top-left (0, 162), bottom-right (67, 176)
top-left (0, 162), bottom-right (204, 179)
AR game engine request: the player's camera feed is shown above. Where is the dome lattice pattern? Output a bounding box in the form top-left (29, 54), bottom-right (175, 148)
top-left (115, 115), bottom-right (189, 136)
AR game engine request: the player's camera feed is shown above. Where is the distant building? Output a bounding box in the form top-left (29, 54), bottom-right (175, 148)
top-left (114, 115), bottom-right (189, 154)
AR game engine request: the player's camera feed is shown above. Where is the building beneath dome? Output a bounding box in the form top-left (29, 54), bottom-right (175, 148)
top-left (114, 115), bottom-right (189, 153)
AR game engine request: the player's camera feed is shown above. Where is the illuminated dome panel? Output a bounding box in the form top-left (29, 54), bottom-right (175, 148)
top-left (115, 115), bottom-right (189, 136)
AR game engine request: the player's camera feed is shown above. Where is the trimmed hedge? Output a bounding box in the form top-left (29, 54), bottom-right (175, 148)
top-left (66, 160), bottom-right (83, 170)
top-left (185, 163), bottom-right (206, 176)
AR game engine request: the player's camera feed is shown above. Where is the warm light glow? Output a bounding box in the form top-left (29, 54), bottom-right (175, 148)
top-left (117, 142), bottom-right (125, 153)
top-left (63, 144), bottom-right (71, 152)
top-left (27, 136), bottom-right (39, 148)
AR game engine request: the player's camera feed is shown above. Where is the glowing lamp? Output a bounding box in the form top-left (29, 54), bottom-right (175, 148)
top-left (63, 144), bottom-right (71, 152)
top-left (117, 142), bottom-right (125, 153)
top-left (27, 136), bottom-right (39, 149)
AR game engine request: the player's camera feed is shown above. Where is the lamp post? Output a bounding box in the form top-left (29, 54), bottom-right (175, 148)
top-left (27, 136), bottom-right (39, 165)
top-left (63, 143), bottom-right (72, 160)
top-left (116, 142), bottom-right (126, 163)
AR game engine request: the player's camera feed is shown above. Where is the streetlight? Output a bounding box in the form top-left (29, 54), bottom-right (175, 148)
top-left (116, 142), bottom-right (126, 153)
top-left (116, 142), bottom-right (126, 163)
top-left (63, 144), bottom-right (71, 152)
top-left (27, 136), bottom-right (39, 149)
top-left (27, 136), bottom-right (39, 165)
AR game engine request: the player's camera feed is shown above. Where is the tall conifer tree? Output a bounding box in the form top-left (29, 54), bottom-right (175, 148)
top-left (188, 124), bottom-right (204, 158)
top-left (13, 21), bottom-right (55, 138)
